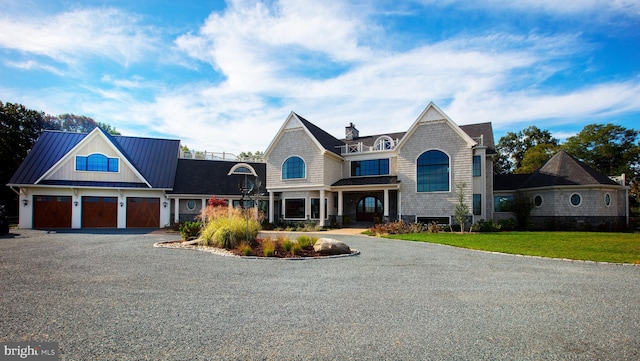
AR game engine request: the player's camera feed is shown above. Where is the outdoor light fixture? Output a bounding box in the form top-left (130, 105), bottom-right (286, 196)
top-left (22, 199), bottom-right (28, 207)
top-left (163, 201), bottom-right (168, 208)
top-left (120, 202), bottom-right (124, 207)
top-left (74, 201), bottom-right (79, 207)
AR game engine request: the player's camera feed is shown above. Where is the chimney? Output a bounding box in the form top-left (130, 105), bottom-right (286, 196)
top-left (345, 122), bottom-right (359, 140)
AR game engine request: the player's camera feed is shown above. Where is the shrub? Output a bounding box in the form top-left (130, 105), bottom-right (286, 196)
top-left (498, 218), bottom-right (517, 231)
top-left (262, 238), bottom-right (276, 257)
top-left (200, 207), bottom-right (260, 249)
top-left (296, 235), bottom-right (317, 248)
top-left (370, 220), bottom-right (426, 235)
top-left (179, 220), bottom-right (202, 240)
top-left (282, 238), bottom-right (293, 252)
top-left (290, 242), bottom-right (302, 255)
top-left (426, 221), bottom-right (441, 233)
top-left (238, 243), bottom-right (253, 256)
top-left (472, 219), bottom-right (501, 232)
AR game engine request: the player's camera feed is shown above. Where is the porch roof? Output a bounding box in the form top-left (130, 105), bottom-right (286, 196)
top-left (331, 176), bottom-right (399, 187)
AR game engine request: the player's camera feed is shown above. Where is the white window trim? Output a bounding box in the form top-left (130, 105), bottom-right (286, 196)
top-left (534, 195), bottom-right (543, 208)
top-left (604, 193), bottom-right (612, 207)
top-left (281, 155), bottom-right (307, 181)
top-left (415, 148), bottom-right (452, 193)
top-left (569, 193), bottom-right (582, 207)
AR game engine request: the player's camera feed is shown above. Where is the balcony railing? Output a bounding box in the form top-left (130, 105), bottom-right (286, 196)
top-left (338, 139), bottom-right (400, 155)
top-left (179, 150), bottom-right (239, 161)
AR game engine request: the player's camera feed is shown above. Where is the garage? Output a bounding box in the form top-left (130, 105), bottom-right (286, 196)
top-left (33, 196), bottom-right (72, 229)
top-left (82, 197), bottom-right (118, 228)
top-left (126, 197), bottom-right (160, 228)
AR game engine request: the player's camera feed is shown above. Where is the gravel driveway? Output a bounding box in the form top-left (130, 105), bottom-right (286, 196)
top-left (1, 229), bottom-right (638, 360)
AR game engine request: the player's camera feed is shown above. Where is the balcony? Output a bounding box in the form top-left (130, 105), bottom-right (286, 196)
top-left (339, 136), bottom-right (400, 155)
top-left (179, 150), bottom-right (239, 161)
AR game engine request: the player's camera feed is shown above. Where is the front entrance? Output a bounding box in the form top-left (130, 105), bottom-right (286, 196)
top-left (126, 197), bottom-right (160, 228)
top-left (82, 196), bottom-right (117, 228)
top-left (356, 196), bottom-right (383, 222)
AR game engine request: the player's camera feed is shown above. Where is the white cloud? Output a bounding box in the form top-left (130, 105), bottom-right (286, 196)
top-left (0, 7), bottom-right (158, 66)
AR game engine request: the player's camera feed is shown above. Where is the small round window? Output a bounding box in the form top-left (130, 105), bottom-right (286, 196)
top-left (604, 193), bottom-right (611, 207)
top-left (570, 193), bottom-right (581, 207)
top-left (187, 200), bottom-right (196, 210)
top-left (534, 195), bottom-right (543, 207)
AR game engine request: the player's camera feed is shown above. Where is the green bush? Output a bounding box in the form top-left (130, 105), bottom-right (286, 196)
top-left (498, 218), bottom-right (517, 231)
top-left (296, 235), bottom-right (317, 248)
top-left (238, 243), bottom-right (253, 256)
top-left (472, 219), bottom-right (501, 232)
top-left (179, 220), bottom-right (202, 241)
top-left (290, 242), bottom-right (302, 255)
top-left (282, 239), bottom-right (293, 252)
top-left (200, 212), bottom-right (260, 249)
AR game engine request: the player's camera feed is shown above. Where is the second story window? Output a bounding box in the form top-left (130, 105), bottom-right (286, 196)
top-left (351, 159), bottom-right (390, 177)
top-left (417, 150), bottom-right (449, 192)
top-left (282, 156), bottom-right (305, 179)
top-left (76, 154), bottom-right (119, 172)
top-left (473, 155), bottom-right (481, 177)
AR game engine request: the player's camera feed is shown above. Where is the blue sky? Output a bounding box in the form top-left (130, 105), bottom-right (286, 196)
top-left (1, 0), bottom-right (639, 154)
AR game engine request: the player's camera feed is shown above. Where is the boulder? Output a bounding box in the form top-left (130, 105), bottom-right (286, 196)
top-left (313, 238), bottom-right (351, 255)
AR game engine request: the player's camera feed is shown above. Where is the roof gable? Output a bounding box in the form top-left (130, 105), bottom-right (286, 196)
top-left (395, 102), bottom-right (477, 152)
top-left (519, 150), bottom-right (621, 189)
top-left (9, 129), bottom-right (180, 189)
top-left (264, 112), bottom-right (344, 159)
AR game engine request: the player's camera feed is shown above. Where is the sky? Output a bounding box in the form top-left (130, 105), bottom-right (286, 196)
top-left (1, 0), bottom-right (639, 155)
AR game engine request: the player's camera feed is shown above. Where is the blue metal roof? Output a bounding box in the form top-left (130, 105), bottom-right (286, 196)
top-left (9, 130), bottom-right (180, 189)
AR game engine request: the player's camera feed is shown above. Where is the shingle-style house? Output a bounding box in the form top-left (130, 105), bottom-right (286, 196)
top-left (8, 128), bottom-right (181, 229)
top-left (263, 102), bottom-right (495, 227)
top-left (494, 150), bottom-right (628, 230)
top-left (7, 102), bottom-right (630, 231)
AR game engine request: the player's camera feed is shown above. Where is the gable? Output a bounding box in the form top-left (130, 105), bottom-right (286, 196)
top-left (396, 102), bottom-right (476, 152)
top-left (42, 130), bottom-right (145, 185)
top-left (8, 129), bottom-right (180, 189)
top-left (265, 112), bottom-right (345, 161)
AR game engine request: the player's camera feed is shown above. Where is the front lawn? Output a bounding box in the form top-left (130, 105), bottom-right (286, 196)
top-left (385, 232), bottom-right (640, 264)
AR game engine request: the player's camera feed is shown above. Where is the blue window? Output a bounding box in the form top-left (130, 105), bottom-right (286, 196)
top-left (351, 159), bottom-right (390, 177)
top-left (473, 194), bottom-right (482, 215)
top-left (417, 150), bottom-right (449, 192)
top-left (473, 155), bottom-right (481, 177)
top-left (76, 154), bottom-right (119, 172)
top-left (282, 156), bottom-right (305, 179)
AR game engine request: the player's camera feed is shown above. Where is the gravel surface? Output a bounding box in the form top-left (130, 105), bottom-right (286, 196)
top-left (1, 229), bottom-right (639, 360)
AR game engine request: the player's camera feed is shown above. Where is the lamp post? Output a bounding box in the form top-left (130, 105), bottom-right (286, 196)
top-left (239, 174), bottom-right (254, 245)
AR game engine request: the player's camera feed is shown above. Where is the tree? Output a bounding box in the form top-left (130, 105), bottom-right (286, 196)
top-left (453, 182), bottom-right (471, 234)
top-left (237, 150), bottom-right (264, 162)
top-left (495, 126), bottom-right (558, 174)
top-left (562, 123), bottom-right (639, 177)
top-left (517, 143), bottom-right (560, 174)
top-left (54, 114), bottom-right (120, 135)
top-left (0, 101), bottom-right (58, 217)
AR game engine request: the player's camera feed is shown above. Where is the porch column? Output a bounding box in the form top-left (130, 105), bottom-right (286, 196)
top-left (338, 190), bottom-right (343, 216)
top-left (202, 198), bottom-right (207, 210)
top-left (397, 190), bottom-right (402, 221)
top-left (173, 197), bottom-right (180, 223)
top-left (269, 191), bottom-right (274, 223)
top-left (383, 189), bottom-right (389, 222)
top-left (319, 189), bottom-right (326, 227)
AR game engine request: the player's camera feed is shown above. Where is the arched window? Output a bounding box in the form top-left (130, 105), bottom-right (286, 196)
top-left (76, 153), bottom-right (119, 172)
top-left (282, 156), bottom-right (305, 179)
top-left (374, 136), bottom-right (394, 150)
top-left (417, 150), bottom-right (449, 192)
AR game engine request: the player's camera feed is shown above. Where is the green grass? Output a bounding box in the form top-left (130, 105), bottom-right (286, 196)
top-left (386, 232), bottom-right (640, 264)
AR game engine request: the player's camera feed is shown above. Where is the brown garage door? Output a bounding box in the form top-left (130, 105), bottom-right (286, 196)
top-left (126, 197), bottom-right (160, 228)
top-left (33, 196), bottom-right (72, 229)
top-left (82, 197), bottom-right (117, 228)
